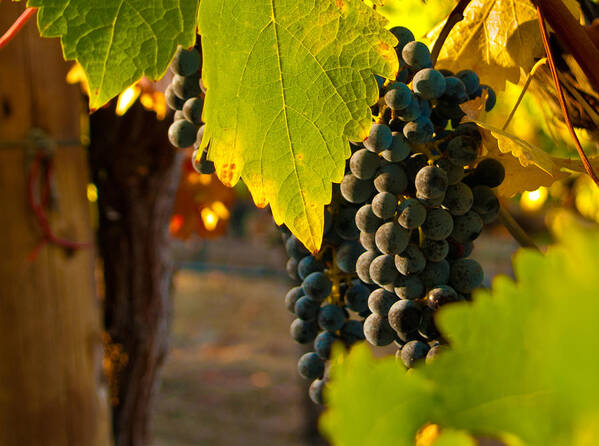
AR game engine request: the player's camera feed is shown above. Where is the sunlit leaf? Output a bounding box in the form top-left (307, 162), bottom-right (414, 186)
top-left (29, 0), bottom-right (199, 109)
top-left (199, 0), bottom-right (399, 251)
top-left (323, 224), bottom-right (599, 446)
top-left (427, 0), bottom-right (580, 93)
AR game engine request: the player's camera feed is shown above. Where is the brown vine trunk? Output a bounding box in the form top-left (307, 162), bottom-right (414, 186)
top-left (89, 102), bottom-right (182, 446)
top-left (0, 3), bottom-right (111, 445)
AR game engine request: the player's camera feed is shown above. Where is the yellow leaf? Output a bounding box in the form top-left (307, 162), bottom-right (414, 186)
top-left (460, 94), bottom-right (596, 196)
top-left (428, 0), bottom-right (581, 93)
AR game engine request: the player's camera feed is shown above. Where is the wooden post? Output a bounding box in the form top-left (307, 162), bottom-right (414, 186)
top-left (0, 3), bottom-right (111, 445)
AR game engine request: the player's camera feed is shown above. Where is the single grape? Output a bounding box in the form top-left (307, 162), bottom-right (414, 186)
top-left (451, 210), bottom-right (483, 243)
top-left (340, 319), bottom-right (366, 345)
top-left (368, 288), bottom-right (399, 316)
top-left (309, 378), bottom-right (326, 405)
top-left (442, 76), bottom-right (468, 102)
top-left (394, 244), bottom-right (426, 275)
top-left (364, 314), bottom-right (396, 346)
top-left (415, 165), bottom-right (448, 200)
top-left (191, 149), bottom-right (216, 174)
top-left (456, 69), bottom-right (480, 96)
top-left (356, 250), bottom-right (379, 284)
top-left (468, 158), bottom-right (505, 188)
top-left (447, 135), bottom-right (479, 167)
top-left (171, 46), bottom-right (201, 76)
top-left (426, 285), bottom-right (459, 310)
top-left (286, 257), bottom-right (299, 281)
top-left (195, 125), bottom-right (205, 148)
top-left (372, 192), bottom-right (398, 220)
top-left (403, 116), bottom-right (434, 144)
top-left (471, 185), bottom-right (499, 215)
top-left (447, 240), bottom-right (473, 260)
top-left (426, 343), bottom-right (448, 364)
top-left (340, 174), bottom-right (374, 203)
top-left (295, 296), bottom-right (321, 321)
top-left (355, 204), bottom-right (383, 233)
top-left (434, 99), bottom-right (466, 120)
top-left (442, 182), bottom-right (473, 216)
top-left (412, 68), bottom-right (447, 100)
top-left (421, 238), bottom-right (449, 262)
top-left (388, 299), bottom-right (422, 339)
top-left (417, 96), bottom-right (432, 118)
top-left (168, 119), bottom-right (197, 148)
top-left (402, 41), bottom-right (432, 70)
top-left (420, 259), bottom-right (451, 289)
top-left (172, 72), bottom-right (202, 99)
top-left (479, 206), bottom-right (500, 224)
top-left (397, 96), bottom-right (422, 121)
top-left (384, 82), bottom-right (413, 111)
top-left (298, 255), bottom-right (324, 280)
top-left (481, 85), bottom-right (496, 111)
top-left (334, 207), bottom-right (360, 240)
top-left (182, 97), bottom-right (204, 125)
top-left (421, 208), bottom-right (454, 240)
top-left (375, 222), bottom-right (410, 255)
top-left (369, 254), bottom-right (399, 287)
top-left (389, 26), bottom-right (415, 51)
top-left (397, 198), bottom-right (427, 229)
top-left (286, 235), bottom-right (310, 260)
top-left (318, 304), bottom-right (346, 332)
top-left (400, 340), bottom-right (430, 368)
top-left (359, 231), bottom-right (378, 251)
top-left (174, 110), bottom-right (185, 121)
top-left (298, 352), bottom-right (325, 380)
top-left (418, 307), bottom-right (440, 340)
top-left (364, 123), bottom-right (393, 153)
top-left (336, 241), bottom-right (365, 274)
top-left (303, 272), bottom-right (332, 302)
top-left (350, 149), bottom-right (380, 180)
top-left (394, 275), bottom-right (425, 300)
top-left (381, 132), bottom-right (411, 162)
top-left (285, 286), bottom-right (304, 313)
top-left (290, 318), bottom-right (318, 343)
top-left (345, 281), bottom-right (370, 313)
top-left (165, 85), bottom-right (185, 110)
top-left (374, 164), bottom-right (408, 195)
top-left (450, 258), bottom-right (484, 293)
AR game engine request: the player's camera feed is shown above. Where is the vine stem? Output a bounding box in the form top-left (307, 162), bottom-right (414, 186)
top-left (530, 0), bottom-right (599, 94)
top-left (536, 6), bottom-right (599, 187)
top-left (430, 0), bottom-right (473, 66)
top-left (498, 205), bottom-right (541, 252)
top-left (502, 58), bottom-right (547, 131)
top-left (0, 7), bottom-right (37, 51)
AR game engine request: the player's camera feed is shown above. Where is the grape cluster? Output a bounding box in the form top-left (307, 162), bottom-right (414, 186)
top-left (280, 186), bottom-right (374, 405)
top-left (165, 42), bottom-right (215, 174)
top-left (344, 26), bottom-right (504, 367)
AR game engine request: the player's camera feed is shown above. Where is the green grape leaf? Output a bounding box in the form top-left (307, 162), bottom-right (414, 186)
top-left (322, 223), bottom-right (599, 446)
top-left (28, 0), bottom-right (199, 109)
top-left (199, 0), bottom-right (398, 252)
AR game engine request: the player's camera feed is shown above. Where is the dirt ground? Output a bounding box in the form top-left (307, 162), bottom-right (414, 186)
top-left (151, 220), bottom-right (517, 446)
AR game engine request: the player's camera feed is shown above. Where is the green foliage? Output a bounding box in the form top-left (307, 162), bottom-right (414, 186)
top-left (28, 0), bottom-right (199, 109)
top-left (322, 222), bottom-right (599, 446)
top-left (198, 0), bottom-right (398, 252)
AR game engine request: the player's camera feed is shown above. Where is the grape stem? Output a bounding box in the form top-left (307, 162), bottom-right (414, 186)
top-left (536, 6), bottom-right (599, 187)
top-left (531, 0), bottom-right (599, 94)
top-left (0, 7), bottom-right (37, 51)
top-left (430, 0), bottom-right (473, 66)
top-left (502, 58), bottom-right (547, 131)
top-left (498, 205), bottom-right (541, 252)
